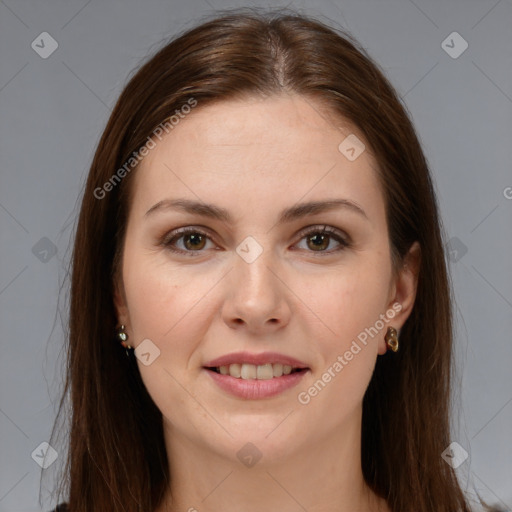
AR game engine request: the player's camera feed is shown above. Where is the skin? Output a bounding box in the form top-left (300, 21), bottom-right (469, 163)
top-left (114, 93), bottom-right (420, 512)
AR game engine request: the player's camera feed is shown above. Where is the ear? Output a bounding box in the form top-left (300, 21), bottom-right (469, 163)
top-left (113, 277), bottom-right (130, 328)
top-left (378, 241), bottom-right (421, 355)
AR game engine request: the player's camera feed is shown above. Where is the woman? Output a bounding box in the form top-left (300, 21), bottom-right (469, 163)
top-left (47, 8), bottom-right (500, 512)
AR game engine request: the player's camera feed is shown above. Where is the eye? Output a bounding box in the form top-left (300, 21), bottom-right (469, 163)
top-left (161, 227), bottom-right (216, 256)
top-left (293, 225), bottom-right (350, 254)
top-left (161, 224), bottom-right (350, 256)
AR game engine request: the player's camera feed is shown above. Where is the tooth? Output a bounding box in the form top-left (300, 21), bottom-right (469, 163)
top-left (257, 363), bottom-right (274, 380)
top-left (220, 363), bottom-right (299, 379)
top-left (241, 363), bottom-right (257, 379)
top-left (229, 363), bottom-right (241, 378)
top-left (272, 363), bottom-right (283, 377)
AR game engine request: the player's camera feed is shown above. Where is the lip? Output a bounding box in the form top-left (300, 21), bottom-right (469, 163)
top-left (204, 367), bottom-right (309, 399)
top-left (203, 351), bottom-right (309, 369)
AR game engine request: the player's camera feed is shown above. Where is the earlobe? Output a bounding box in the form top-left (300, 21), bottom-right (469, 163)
top-left (379, 241), bottom-right (421, 355)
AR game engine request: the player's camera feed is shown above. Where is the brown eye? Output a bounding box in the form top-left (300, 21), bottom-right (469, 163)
top-left (182, 232), bottom-right (207, 250)
top-left (162, 228), bottom-right (215, 255)
top-left (161, 225), bottom-right (350, 257)
top-left (306, 233), bottom-right (330, 251)
top-left (295, 226), bottom-right (350, 254)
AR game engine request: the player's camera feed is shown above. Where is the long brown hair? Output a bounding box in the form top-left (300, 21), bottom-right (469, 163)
top-left (48, 8), bottom-right (484, 511)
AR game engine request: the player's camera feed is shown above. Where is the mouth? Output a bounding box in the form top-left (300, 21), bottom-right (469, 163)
top-left (205, 363), bottom-right (308, 380)
top-left (202, 351), bottom-right (310, 399)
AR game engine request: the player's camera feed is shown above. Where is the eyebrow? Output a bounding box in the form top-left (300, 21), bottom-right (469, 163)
top-left (144, 197), bottom-right (369, 224)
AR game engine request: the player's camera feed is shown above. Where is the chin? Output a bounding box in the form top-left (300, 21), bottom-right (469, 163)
top-left (205, 414), bottom-right (309, 463)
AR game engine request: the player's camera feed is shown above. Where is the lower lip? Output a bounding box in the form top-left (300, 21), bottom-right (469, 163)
top-left (204, 368), bottom-right (309, 399)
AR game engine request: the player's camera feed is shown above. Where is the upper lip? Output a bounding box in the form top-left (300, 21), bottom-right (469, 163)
top-left (203, 351), bottom-right (309, 369)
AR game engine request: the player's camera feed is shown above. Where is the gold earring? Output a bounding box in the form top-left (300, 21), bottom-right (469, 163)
top-left (385, 326), bottom-right (399, 352)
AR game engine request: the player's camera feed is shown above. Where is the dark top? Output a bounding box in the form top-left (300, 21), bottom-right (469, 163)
top-left (50, 504), bottom-right (69, 512)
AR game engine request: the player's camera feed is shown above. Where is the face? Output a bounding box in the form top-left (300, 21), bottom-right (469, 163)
top-left (114, 93), bottom-right (419, 466)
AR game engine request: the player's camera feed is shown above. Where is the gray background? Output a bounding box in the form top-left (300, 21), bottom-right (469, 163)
top-left (0, 0), bottom-right (511, 510)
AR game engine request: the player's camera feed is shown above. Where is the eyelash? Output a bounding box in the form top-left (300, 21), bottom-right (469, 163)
top-left (160, 225), bottom-right (351, 257)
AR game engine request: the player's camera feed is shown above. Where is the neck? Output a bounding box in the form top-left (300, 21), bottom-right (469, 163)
top-left (155, 408), bottom-right (389, 512)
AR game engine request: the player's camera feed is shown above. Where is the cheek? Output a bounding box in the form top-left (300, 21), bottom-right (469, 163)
top-left (291, 257), bottom-right (390, 412)
top-left (294, 269), bottom-right (385, 421)
top-left (121, 248), bottom-right (213, 359)
top-left (123, 227), bottom-right (207, 320)
top-left (298, 260), bottom-right (391, 347)
top-left (121, 253), bottom-right (218, 418)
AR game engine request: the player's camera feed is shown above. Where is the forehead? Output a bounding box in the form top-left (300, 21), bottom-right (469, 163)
top-left (131, 94), bottom-right (385, 225)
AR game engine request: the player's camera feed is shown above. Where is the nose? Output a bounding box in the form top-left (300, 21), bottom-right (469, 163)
top-left (221, 246), bottom-right (292, 335)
